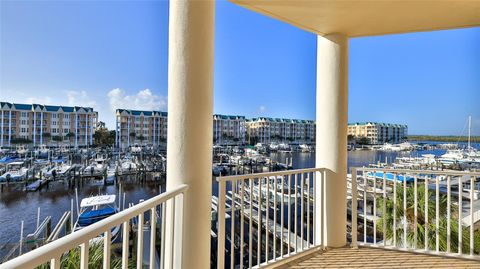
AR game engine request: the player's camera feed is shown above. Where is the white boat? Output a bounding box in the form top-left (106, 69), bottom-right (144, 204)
top-left (120, 159), bottom-right (137, 173)
top-left (46, 162), bottom-right (72, 178)
top-left (299, 144), bottom-right (312, 152)
top-left (269, 143), bottom-right (279, 151)
top-left (58, 145), bottom-right (70, 153)
top-left (380, 142), bottom-right (414, 152)
top-left (84, 158), bottom-right (107, 176)
top-left (74, 195), bottom-right (121, 242)
top-left (36, 144), bottom-right (49, 155)
top-left (16, 145), bottom-right (28, 155)
top-left (105, 166), bottom-right (116, 185)
top-left (130, 144), bottom-right (142, 153)
top-left (0, 161), bottom-right (29, 182)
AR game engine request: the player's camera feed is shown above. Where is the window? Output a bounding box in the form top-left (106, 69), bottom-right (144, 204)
top-left (52, 113), bottom-right (57, 119)
top-left (52, 121), bottom-right (57, 126)
top-left (21, 112), bottom-right (28, 117)
top-left (64, 128), bottom-right (69, 133)
top-left (64, 114), bottom-right (70, 119)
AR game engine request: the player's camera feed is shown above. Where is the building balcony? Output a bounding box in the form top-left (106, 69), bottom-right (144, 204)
top-left (1, 0), bottom-right (478, 268)
top-left (2, 168), bottom-right (480, 268)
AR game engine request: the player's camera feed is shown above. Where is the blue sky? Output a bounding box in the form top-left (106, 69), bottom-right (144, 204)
top-left (1, 0), bottom-right (479, 135)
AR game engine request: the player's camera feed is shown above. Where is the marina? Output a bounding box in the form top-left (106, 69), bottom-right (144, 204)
top-left (0, 140), bottom-right (478, 264)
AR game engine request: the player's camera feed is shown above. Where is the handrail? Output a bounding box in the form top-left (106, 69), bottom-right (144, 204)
top-left (216, 168), bottom-right (325, 268)
top-left (350, 166), bottom-right (480, 260)
top-left (217, 167), bottom-right (325, 182)
top-left (0, 184), bottom-right (188, 269)
top-left (354, 167), bottom-right (480, 176)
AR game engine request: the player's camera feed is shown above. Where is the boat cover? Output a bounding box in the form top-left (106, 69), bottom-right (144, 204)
top-left (78, 208), bottom-right (116, 227)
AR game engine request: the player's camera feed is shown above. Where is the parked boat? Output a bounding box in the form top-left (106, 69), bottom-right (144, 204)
top-left (15, 145), bottom-right (28, 155)
top-left (120, 158), bottom-right (137, 173)
top-left (74, 195), bottom-right (121, 241)
top-left (0, 161), bottom-right (29, 182)
top-left (45, 160), bottom-right (72, 179)
top-left (299, 144), bottom-right (312, 152)
top-left (130, 144), bottom-right (142, 153)
top-left (83, 158), bottom-right (107, 176)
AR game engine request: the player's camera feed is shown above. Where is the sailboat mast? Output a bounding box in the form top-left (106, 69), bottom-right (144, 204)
top-left (468, 115), bottom-right (471, 150)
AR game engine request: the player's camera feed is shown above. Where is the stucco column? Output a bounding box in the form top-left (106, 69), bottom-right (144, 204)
top-left (1, 110), bottom-right (4, 147)
top-left (75, 113), bottom-right (78, 148)
top-left (40, 112), bottom-right (43, 145)
top-left (8, 111), bottom-right (11, 146)
top-left (33, 111), bottom-right (36, 146)
top-left (315, 33), bottom-right (348, 247)
top-left (165, 0), bottom-right (214, 268)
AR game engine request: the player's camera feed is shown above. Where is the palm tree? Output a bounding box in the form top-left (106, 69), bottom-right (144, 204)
top-left (66, 132), bottom-right (75, 146)
top-left (377, 183), bottom-right (480, 254)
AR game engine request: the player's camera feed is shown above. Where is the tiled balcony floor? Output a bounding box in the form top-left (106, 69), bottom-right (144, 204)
top-left (283, 247), bottom-right (480, 268)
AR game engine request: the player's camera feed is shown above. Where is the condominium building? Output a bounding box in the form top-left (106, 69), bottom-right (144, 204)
top-left (348, 122), bottom-right (408, 144)
top-left (115, 109), bottom-right (168, 148)
top-left (246, 117), bottom-right (316, 144)
top-left (213, 114), bottom-right (246, 145)
top-left (0, 102), bottom-right (97, 147)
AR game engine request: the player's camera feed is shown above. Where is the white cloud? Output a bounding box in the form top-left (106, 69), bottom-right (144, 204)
top-left (66, 90), bottom-right (97, 108)
top-left (25, 96), bottom-right (53, 104)
top-left (107, 88), bottom-right (167, 113)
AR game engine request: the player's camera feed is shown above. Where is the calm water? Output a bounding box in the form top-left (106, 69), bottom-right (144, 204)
top-left (1, 141), bottom-right (478, 260)
top-left (0, 179), bottom-right (164, 259)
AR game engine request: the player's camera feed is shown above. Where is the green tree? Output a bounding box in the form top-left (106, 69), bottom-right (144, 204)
top-left (11, 137), bottom-right (32, 144)
top-left (66, 132), bottom-right (75, 145)
top-left (43, 132), bottom-right (51, 142)
top-left (378, 184), bottom-right (480, 253)
top-left (357, 136), bottom-right (370, 145)
top-left (52, 136), bottom-right (63, 146)
top-left (93, 128), bottom-right (115, 146)
top-left (36, 242), bottom-right (131, 269)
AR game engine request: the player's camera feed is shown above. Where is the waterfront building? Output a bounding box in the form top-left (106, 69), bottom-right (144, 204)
top-left (348, 122), bottom-right (408, 144)
top-left (213, 114), bottom-right (246, 145)
top-left (4, 2), bottom-right (478, 268)
top-left (115, 109), bottom-right (168, 148)
top-left (246, 117), bottom-right (315, 144)
top-left (0, 102), bottom-right (97, 147)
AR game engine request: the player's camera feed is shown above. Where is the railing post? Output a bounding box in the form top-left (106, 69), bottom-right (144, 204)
top-left (217, 180), bottom-right (226, 269)
top-left (351, 168), bottom-right (358, 248)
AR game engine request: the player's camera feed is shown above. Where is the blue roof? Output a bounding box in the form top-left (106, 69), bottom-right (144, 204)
top-left (14, 103), bottom-right (33, 110)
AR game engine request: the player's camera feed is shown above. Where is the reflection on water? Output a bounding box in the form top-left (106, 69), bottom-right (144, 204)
top-left (1, 142), bottom-right (478, 260)
top-left (0, 179), bottom-right (163, 259)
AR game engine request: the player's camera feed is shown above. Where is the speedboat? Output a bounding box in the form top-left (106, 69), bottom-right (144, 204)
top-left (16, 145), bottom-right (28, 155)
top-left (130, 144), bottom-right (142, 153)
top-left (46, 160), bottom-right (72, 179)
top-left (299, 144), bottom-right (312, 152)
top-left (84, 158), bottom-right (107, 176)
top-left (105, 166), bottom-right (116, 185)
top-left (0, 161), bottom-right (29, 182)
top-left (36, 144), bottom-right (49, 156)
top-left (121, 158), bottom-right (137, 173)
top-left (74, 195), bottom-right (121, 242)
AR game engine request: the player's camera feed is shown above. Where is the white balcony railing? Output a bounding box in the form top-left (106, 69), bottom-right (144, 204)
top-left (350, 168), bottom-right (480, 259)
top-left (215, 168), bottom-right (325, 268)
top-left (0, 184), bottom-right (187, 269)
